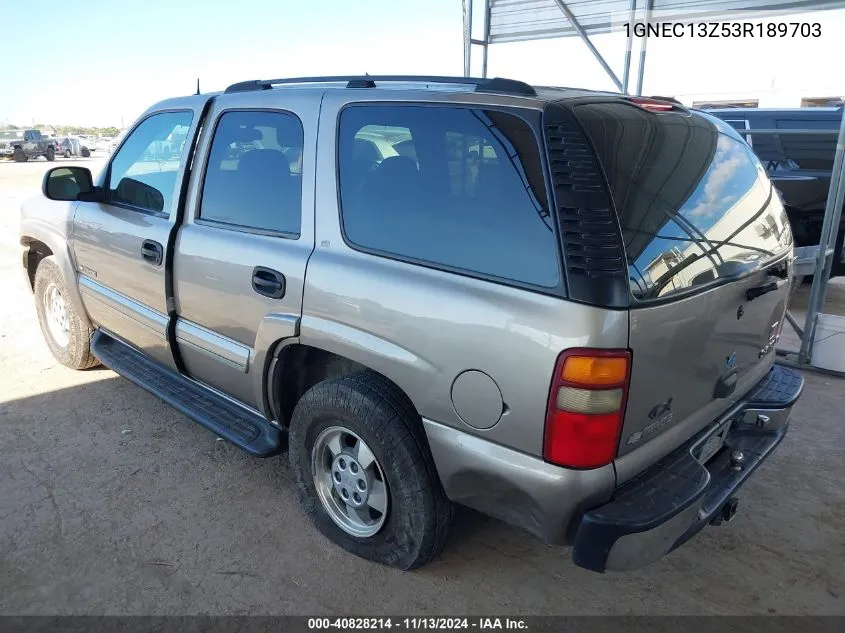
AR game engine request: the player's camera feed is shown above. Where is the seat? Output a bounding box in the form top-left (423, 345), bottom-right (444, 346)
top-left (236, 149), bottom-right (299, 233)
top-left (236, 149), bottom-right (291, 185)
top-left (202, 149), bottom-right (300, 234)
top-left (362, 155), bottom-right (421, 203)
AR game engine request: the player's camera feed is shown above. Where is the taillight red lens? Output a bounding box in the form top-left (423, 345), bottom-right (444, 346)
top-left (544, 348), bottom-right (631, 469)
top-left (544, 410), bottom-right (622, 469)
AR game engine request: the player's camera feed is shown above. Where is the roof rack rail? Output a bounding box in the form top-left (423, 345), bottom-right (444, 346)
top-left (223, 75), bottom-right (536, 97)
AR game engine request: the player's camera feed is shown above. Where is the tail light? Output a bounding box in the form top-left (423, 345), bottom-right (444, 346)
top-left (544, 348), bottom-right (632, 469)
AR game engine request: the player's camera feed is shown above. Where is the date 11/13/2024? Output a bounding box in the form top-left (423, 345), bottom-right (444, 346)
top-left (307, 618), bottom-right (528, 630)
top-left (624, 21), bottom-right (821, 38)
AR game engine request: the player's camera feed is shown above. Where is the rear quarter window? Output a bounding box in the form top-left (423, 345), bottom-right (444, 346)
top-left (575, 103), bottom-right (792, 303)
top-left (337, 104), bottom-right (560, 289)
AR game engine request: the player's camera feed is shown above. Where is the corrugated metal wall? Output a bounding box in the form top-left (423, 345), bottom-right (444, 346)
top-left (488, 0), bottom-right (845, 43)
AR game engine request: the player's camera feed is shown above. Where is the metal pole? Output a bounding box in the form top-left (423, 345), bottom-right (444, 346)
top-left (621, 0), bottom-right (637, 93)
top-left (738, 129), bottom-right (837, 136)
top-left (463, 0), bottom-right (473, 77)
top-left (553, 0), bottom-right (623, 91)
top-left (799, 108), bottom-right (845, 363)
top-left (481, 0), bottom-right (490, 78)
top-left (635, 0), bottom-right (653, 96)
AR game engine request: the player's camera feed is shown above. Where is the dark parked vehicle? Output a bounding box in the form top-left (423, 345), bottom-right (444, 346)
top-left (21, 76), bottom-right (803, 572)
top-left (706, 106), bottom-right (845, 279)
top-left (0, 129), bottom-right (55, 162)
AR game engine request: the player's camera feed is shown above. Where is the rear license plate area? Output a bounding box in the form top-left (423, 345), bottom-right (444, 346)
top-left (695, 424), bottom-right (730, 464)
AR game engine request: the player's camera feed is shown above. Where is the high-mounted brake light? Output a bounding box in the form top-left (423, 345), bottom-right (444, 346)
top-left (544, 349), bottom-right (632, 469)
top-left (625, 97), bottom-right (676, 112)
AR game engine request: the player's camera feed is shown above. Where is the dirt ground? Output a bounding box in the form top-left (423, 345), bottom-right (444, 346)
top-left (0, 157), bottom-right (843, 615)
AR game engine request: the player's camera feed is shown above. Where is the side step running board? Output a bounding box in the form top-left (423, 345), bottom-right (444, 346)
top-left (91, 330), bottom-right (282, 457)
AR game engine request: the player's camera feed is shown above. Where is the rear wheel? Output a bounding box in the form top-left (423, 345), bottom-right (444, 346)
top-left (33, 256), bottom-right (99, 370)
top-left (289, 371), bottom-right (454, 570)
top-left (45, 146), bottom-right (55, 161)
top-left (13, 147), bottom-right (27, 162)
top-left (64, 149), bottom-right (72, 158)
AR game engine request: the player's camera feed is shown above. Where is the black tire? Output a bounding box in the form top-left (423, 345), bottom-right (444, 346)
top-left (13, 147), bottom-right (27, 162)
top-left (64, 149), bottom-right (72, 158)
top-left (289, 371), bottom-right (454, 570)
top-left (33, 256), bottom-right (99, 370)
top-left (45, 146), bottom-right (55, 161)
top-left (81, 147), bottom-right (91, 158)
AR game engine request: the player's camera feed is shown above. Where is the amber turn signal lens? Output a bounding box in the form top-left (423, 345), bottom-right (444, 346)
top-left (561, 356), bottom-right (628, 386)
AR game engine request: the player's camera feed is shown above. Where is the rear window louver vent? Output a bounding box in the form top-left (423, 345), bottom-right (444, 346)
top-left (544, 105), bottom-right (629, 308)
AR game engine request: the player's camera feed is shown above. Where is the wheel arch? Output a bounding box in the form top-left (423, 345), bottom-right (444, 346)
top-left (21, 238), bottom-right (53, 290)
top-left (20, 228), bottom-right (91, 330)
top-left (264, 339), bottom-right (424, 434)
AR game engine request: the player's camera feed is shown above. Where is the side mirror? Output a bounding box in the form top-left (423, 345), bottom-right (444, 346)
top-left (42, 166), bottom-right (95, 201)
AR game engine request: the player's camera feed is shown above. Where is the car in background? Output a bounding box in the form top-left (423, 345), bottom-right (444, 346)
top-left (56, 137), bottom-right (91, 158)
top-left (0, 129), bottom-right (56, 161)
top-left (705, 105), bottom-right (845, 281)
top-left (93, 137), bottom-right (113, 152)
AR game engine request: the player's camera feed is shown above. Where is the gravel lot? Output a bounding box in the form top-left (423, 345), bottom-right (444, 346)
top-left (1, 157), bottom-right (843, 615)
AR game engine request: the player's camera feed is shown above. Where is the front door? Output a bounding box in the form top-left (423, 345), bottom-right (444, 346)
top-left (72, 108), bottom-right (203, 368)
top-left (173, 93), bottom-right (316, 408)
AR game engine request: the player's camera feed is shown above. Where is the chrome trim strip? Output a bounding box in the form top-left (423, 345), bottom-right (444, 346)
top-left (97, 326), bottom-right (263, 417)
top-left (185, 373), bottom-right (263, 417)
top-left (78, 275), bottom-right (167, 338)
top-left (175, 319), bottom-right (251, 372)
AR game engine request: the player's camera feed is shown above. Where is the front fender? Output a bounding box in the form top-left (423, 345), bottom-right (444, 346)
top-left (20, 197), bottom-right (91, 330)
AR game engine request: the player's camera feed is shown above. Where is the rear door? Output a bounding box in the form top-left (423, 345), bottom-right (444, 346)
top-left (575, 103), bottom-right (794, 463)
top-left (172, 91), bottom-right (316, 408)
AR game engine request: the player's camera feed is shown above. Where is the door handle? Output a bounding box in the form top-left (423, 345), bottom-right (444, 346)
top-left (746, 278), bottom-right (787, 301)
top-left (141, 240), bottom-right (163, 266)
top-left (252, 267), bottom-right (286, 299)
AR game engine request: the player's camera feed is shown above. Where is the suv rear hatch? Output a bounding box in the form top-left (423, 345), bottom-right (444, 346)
top-left (565, 100), bottom-right (794, 465)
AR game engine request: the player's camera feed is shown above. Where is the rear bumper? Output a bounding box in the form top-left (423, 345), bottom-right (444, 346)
top-left (572, 364), bottom-right (804, 572)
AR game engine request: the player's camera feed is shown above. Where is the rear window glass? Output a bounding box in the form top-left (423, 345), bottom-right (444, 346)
top-left (200, 110), bottom-right (303, 236)
top-left (337, 105), bottom-right (559, 289)
top-left (576, 103), bottom-right (792, 302)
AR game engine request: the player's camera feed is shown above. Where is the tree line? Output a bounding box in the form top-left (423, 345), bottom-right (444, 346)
top-left (0, 124), bottom-right (121, 137)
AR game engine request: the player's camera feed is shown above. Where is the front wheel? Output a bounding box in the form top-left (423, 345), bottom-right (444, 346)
top-left (33, 256), bottom-right (99, 369)
top-left (64, 149), bottom-right (72, 158)
top-left (81, 148), bottom-right (90, 158)
top-left (13, 147), bottom-right (27, 162)
top-left (289, 372), bottom-right (454, 570)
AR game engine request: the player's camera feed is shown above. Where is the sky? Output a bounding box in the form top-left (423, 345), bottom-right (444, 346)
top-left (1, 0), bottom-right (844, 128)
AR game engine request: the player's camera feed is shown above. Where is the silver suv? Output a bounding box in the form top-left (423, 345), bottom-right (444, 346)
top-left (20, 76), bottom-right (804, 572)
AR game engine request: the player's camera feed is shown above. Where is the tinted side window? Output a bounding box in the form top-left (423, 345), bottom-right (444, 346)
top-left (199, 110), bottom-right (303, 236)
top-left (576, 103), bottom-right (792, 302)
top-left (338, 105), bottom-right (559, 288)
top-left (107, 111), bottom-right (193, 214)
